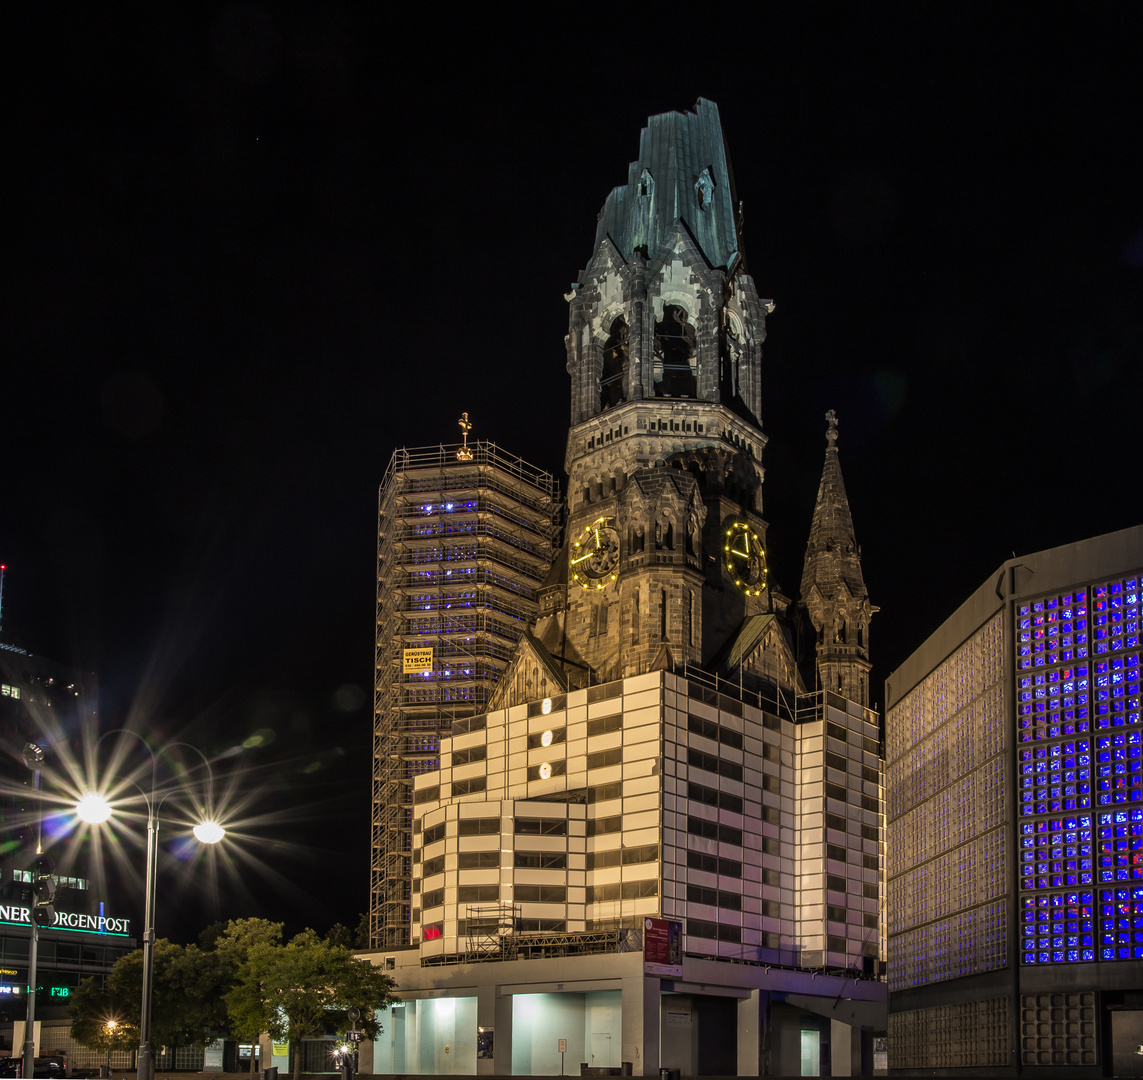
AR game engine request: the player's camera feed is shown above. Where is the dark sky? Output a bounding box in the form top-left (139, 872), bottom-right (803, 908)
top-left (4, 6), bottom-right (1141, 941)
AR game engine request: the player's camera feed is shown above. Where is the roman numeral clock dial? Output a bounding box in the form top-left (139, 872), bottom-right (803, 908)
top-left (724, 521), bottom-right (768, 596)
top-left (571, 516), bottom-right (620, 589)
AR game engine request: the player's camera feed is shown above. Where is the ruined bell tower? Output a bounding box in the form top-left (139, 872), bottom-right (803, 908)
top-left (532, 99), bottom-right (798, 691)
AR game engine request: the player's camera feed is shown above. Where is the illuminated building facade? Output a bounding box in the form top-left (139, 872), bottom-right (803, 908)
top-left (0, 649), bottom-right (138, 1064)
top-left (885, 524), bottom-right (1143, 1075)
top-left (370, 442), bottom-right (558, 949)
top-left (362, 100), bottom-right (886, 1076)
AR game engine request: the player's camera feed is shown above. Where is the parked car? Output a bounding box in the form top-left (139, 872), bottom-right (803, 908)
top-left (0, 1057), bottom-right (68, 1078)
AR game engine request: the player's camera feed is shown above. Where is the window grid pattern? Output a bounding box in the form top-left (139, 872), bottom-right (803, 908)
top-left (1017, 573), bottom-right (1143, 965)
top-left (888, 996), bottom-right (1008, 1070)
top-left (885, 614), bottom-right (1006, 990)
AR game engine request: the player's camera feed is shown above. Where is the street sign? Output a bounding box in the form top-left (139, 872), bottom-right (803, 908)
top-left (347, 1032), bottom-right (363, 1043)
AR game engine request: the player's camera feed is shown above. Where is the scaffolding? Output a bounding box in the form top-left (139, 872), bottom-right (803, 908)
top-left (370, 441), bottom-right (558, 949)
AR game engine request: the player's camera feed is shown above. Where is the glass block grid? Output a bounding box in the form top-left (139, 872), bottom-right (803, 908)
top-left (1020, 993), bottom-right (1096, 1066)
top-left (1021, 881), bottom-right (1143, 964)
top-left (886, 614), bottom-right (1007, 989)
top-left (889, 897), bottom-right (1004, 991)
top-left (888, 996), bottom-right (1008, 1069)
top-left (1017, 572), bottom-right (1143, 965)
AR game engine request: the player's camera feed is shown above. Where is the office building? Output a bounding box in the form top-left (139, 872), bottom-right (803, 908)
top-left (0, 646), bottom-right (138, 1067)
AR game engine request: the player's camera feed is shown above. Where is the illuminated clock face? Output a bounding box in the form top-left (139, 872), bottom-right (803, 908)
top-left (723, 522), bottom-right (768, 596)
top-left (571, 516), bottom-right (620, 589)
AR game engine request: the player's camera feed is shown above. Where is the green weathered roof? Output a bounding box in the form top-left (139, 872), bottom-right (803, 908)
top-left (593, 98), bottom-right (743, 270)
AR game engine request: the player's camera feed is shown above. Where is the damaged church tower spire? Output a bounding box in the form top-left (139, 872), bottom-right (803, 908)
top-left (798, 410), bottom-right (877, 705)
top-left (531, 99), bottom-right (797, 691)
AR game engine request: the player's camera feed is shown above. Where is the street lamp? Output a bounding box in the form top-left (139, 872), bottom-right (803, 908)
top-left (75, 732), bottom-right (225, 1080)
top-left (21, 741), bottom-right (46, 1080)
top-left (105, 1019), bottom-right (118, 1078)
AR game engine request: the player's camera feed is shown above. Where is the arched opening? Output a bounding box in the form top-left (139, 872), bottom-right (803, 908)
top-left (600, 316), bottom-right (629, 410)
top-left (653, 304), bottom-right (697, 398)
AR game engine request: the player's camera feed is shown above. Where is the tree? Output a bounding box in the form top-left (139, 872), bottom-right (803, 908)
top-left (69, 977), bottom-right (139, 1063)
top-left (225, 929), bottom-right (396, 1080)
top-left (212, 919), bottom-right (284, 1074)
top-left (69, 918), bottom-right (286, 1069)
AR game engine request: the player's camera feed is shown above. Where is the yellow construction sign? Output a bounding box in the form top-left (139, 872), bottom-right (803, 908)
top-left (403, 647), bottom-right (434, 673)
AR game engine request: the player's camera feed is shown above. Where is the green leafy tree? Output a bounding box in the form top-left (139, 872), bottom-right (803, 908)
top-left (210, 919), bottom-right (284, 1073)
top-left (106, 940), bottom-right (217, 1050)
top-left (225, 929), bottom-right (396, 1080)
top-left (71, 919), bottom-right (286, 1066)
top-left (324, 914), bottom-right (370, 950)
top-left (69, 977), bottom-right (140, 1062)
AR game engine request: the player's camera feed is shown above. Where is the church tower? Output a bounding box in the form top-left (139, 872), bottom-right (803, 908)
top-left (798, 410), bottom-right (876, 704)
top-left (534, 99), bottom-right (799, 691)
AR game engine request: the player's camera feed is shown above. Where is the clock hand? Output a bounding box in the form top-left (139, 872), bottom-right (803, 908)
top-left (570, 550), bottom-right (596, 564)
top-left (733, 541), bottom-right (751, 557)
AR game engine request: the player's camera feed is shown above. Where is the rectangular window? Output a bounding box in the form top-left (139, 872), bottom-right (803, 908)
top-left (588, 816), bottom-right (623, 836)
top-left (515, 817), bottom-right (567, 836)
top-left (452, 776), bottom-right (487, 797)
top-left (514, 851), bottom-right (567, 869)
top-left (587, 714), bottom-right (623, 737)
top-left (452, 744), bottom-right (488, 766)
top-left (457, 817), bottom-right (499, 836)
top-left (589, 781), bottom-right (623, 803)
top-left (424, 822), bottom-right (446, 845)
top-left (458, 885), bottom-right (500, 903)
top-left (621, 843), bottom-right (659, 865)
top-left (458, 851), bottom-right (500, 870)
top-left (515, 884), bottom-right (567, 903)
top-left (587, 747), bottom-right (623, 770)
top-left (687, 918), bottom-right (717, 939)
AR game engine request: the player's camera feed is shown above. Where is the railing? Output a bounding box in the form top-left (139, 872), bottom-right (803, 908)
top-left (382, 440), bottom-right (558, 493)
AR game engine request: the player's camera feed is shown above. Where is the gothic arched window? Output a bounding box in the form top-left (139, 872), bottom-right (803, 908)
top-left (600, 316), bottom-right (628, 410)
top-left (653, 304), bottom-right (697, 398)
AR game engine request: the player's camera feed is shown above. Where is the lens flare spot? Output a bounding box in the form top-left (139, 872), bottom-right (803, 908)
top-left (334, 684), bottom-right (364, 712)
top-left (301, 761), bottom-right (321, 775)
top-left (243, 734), bottom-right (264, 749)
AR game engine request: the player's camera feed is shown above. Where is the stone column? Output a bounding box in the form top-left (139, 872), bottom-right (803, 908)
top-left (621, 973), bottom-right (660, 1076)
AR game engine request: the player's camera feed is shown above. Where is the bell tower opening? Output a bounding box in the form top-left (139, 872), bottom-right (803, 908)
top-left (600, 316), bottom-right (629, 411)
top-left (653, 304), bottom-right (697, 398)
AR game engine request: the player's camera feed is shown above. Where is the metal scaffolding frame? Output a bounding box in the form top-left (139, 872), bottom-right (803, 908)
top-left (370, 441), bottom-right (557, 949)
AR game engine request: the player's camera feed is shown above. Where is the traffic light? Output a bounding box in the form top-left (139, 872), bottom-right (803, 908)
top-left (31, 853), bottom-right (55, 926)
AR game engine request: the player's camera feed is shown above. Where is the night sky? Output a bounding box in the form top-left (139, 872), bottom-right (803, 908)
top-left (4, 6), bottom-right (1141, 941)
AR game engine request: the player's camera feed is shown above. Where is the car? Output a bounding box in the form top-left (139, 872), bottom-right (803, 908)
top-left (0, 1057), bottom-right (68, 1078)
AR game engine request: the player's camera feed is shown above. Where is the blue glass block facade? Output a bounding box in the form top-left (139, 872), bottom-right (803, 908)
top-left (1017, 575), bottom-right (1143, 965)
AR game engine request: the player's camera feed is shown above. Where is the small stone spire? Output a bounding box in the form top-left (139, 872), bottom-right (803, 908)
top-left (799, 411), bottom-right (876, 705)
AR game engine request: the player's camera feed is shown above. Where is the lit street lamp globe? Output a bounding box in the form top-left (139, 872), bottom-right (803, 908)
top-left (192, 820), bottom-right (225, 845)
top-left (76, 794), bottom-right (113, 824)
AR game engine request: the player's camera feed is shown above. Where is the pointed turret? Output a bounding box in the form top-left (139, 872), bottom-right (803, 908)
top-left (799, 410), bottom-right (876, 705)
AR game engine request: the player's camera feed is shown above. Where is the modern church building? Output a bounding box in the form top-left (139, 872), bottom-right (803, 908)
top-left (885, 525), bottom-right (1143, 1076)
top-left (364, 100), bottom-right (886, 1076)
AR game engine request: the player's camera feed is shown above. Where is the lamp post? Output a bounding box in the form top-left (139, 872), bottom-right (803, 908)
top-left (21, 741), bottom-right (46, 1080)
top-left (105, 1019), bottom-right (118, 1078)
top-left (75, 733), bottom-right (225, 1080)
